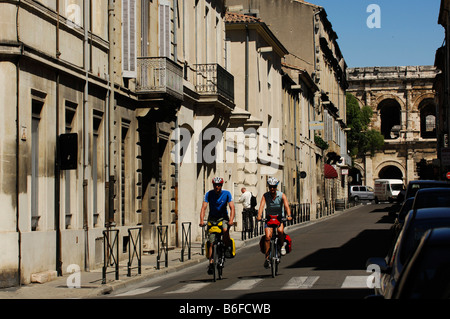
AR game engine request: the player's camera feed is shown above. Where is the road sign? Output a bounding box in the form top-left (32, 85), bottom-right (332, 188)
top-left (446, 172), bottom-right (450, 180)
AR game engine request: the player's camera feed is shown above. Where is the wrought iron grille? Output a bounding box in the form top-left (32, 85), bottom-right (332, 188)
top-left (137, 57), bottom-right (183, 100)
top-left (194, 63), bottom-right (234, 102)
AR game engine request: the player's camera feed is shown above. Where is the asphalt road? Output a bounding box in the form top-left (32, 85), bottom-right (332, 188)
top-left (104, 203), bottom-right (395, 303)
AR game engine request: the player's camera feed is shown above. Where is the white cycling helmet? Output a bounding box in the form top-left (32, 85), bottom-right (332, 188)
top-left (212, 177), bottom-right (224, 184)
top-left (267, 177), bottom-right (279, 186)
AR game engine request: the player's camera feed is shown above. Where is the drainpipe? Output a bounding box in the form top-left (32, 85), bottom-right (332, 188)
top-left (15, 0), bottom-right (23, 287)
top-left (55, 0), bottom-right (62, 277)
top-left (106, 0), bottom-right (115, 226)
top-left (245, 24), bottom-right (249, 111)
top-left (83, 0), bottom-right (90, 272)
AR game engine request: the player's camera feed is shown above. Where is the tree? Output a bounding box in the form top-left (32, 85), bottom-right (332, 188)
top-left (346, 93), bottom-right (384, 157)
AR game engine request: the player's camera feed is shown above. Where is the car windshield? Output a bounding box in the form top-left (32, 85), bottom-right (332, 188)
top-left (402, 245), bottom-right (450, 298)
top-left (414, 193), bottom-right (450, 210)
top-left (391, 184), bottom-right (403, 191)
top-left (407, 183), bottom-right (450, 199)
top-left (401, 219), bottom-right (450, 264)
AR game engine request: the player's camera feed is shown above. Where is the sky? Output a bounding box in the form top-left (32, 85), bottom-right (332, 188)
top-left (309, 0), bottom-right (444, 68)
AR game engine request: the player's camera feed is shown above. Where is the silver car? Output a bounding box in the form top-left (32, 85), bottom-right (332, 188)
top-left (349, 185), bottom-right (375, 202)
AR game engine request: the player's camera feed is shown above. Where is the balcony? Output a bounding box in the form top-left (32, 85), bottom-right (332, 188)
top-left (136, 57), bottom-right (183, 102)
top-left (194, 63), bottom-right (235, 111)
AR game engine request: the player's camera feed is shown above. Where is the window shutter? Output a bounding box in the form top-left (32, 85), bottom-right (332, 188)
top-left (159, 1), bottom-right (171, 57)
top-left (122, 0), bottom-right (137, 78)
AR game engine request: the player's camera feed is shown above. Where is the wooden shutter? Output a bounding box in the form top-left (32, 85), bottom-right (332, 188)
top-left (122, 0), bottom-right (137, 78)
top-left (159, 0), bottom-right (171, 57)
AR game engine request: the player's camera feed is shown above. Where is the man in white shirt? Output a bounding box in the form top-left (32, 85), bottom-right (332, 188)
top-left (238, 188), bottom-right (254, 237)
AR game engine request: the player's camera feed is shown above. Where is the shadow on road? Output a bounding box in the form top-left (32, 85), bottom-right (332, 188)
top-left (286, 229), bottom-right (392, 271)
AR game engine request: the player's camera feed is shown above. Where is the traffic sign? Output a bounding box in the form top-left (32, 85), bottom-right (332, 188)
top-left (447, 172), bottom-right (450, 180)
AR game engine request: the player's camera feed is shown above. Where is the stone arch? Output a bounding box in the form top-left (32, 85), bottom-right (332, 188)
top-left (376, 97), bottom-right (403, 140)
top-left (373, 93), bottom-right (406, 111)
top-left (374, 161), bottom-right (406, 181)
top-left (412, 92), bottom-right (435, 110)
top-left (414, 94), bottom-right (437, 139)
top-left (349, 163), bottom-right (365, 185)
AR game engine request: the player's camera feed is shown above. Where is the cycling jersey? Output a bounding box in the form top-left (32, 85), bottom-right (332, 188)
top-left (263, 191), bottom-right (285, 217)
top-left (205, 190), bottom-right (233, 219)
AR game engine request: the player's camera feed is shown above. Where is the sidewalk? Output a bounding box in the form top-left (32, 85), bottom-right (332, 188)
top-left (0, 230), bottom-right (258, 299)
top-left (0, 206), bottom-right (359, 299)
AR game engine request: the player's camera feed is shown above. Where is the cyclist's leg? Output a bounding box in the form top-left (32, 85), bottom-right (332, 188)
top-left (277, 223), bottom-right (285, 246)
top-left (222, 220), bottom-right (231, 247)
top-left (264, 227), bottom-right (273, 258)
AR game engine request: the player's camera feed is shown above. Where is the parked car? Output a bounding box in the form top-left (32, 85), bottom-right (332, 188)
top-left (388, 197), bottom-right (415, 259)
top-left (398, 180), bottom-right (450, 204)
top-left (388, 188), bottom-right (450, 262)
top-left (411, 188), bottom-right (450, 211)
top-left (374, 179), bottom-right (404, 203)
top-left (391, 227), bottom-right (450, 299)
top-left (349, 185), bottom-right (375, 202)
top-left (367, 207), bottom-right (450, 298)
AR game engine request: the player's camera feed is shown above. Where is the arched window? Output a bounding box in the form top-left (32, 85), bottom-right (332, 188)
top-left (419, 99), bottom-right (436, 139)
top-left (377, 99), bottom-right (401, 140)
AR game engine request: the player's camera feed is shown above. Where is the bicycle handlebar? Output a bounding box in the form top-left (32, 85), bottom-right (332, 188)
top-left (258, 217), bottom-right (287, 223)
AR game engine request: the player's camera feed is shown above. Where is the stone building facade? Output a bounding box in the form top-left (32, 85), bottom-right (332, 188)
top-left (0, 0), bottom-right (350, 288)
top-left (226, 0), bottom-right (351, 216)
top-left (347, 66), bottom-right (439, 188)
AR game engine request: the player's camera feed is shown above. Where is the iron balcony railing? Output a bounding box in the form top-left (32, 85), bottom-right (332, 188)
top-left (194, 63), bottom-right (234, 102)
top-left (136, 57), bottom-right (183, 101)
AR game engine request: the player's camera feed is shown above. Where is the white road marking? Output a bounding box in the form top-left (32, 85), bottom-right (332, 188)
top-left (116, 287), bottom-right (159, 296)
top-left (282, 276), bottom-right (320, 289)
top-left (165, 282), bottom-right (211, 294)
top-left (223, 279), bottom-right (263, 291)
top-left (341, 276), bottom-right (371, 289)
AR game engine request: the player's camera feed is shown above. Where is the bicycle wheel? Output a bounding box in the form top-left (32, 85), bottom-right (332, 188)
top-left (217, 244), bottom-right (224, 280)
top-left (270, 240), bottom-right (276, 278)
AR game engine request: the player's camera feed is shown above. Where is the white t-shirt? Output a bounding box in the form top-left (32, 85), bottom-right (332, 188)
top-left (239, 191), bottom-right (252, 209)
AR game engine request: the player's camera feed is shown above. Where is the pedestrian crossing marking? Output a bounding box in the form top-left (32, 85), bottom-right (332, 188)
top-left (116, 275), bottom-right (373, 296)
top-left (341, 276), bottom-right (371, 289)
top-left (223, 279), bottom-right (263, 291)
top-left (165, 282), bottom-right (211, 294)
top-left (282, 276), bottom-right (319, 290)
top-left (116, 287), bottom-right (160, 296)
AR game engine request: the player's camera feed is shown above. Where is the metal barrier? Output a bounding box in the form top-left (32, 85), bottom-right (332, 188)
top-left (102, 229), bottom-right (119, 284)
top-left (241, 209), bottom-right (256, 240)
top-left (157, 225), bottom-right (169, 269)
top-left (127, 227), bottom-right (142, 277)
top-left (181, 222), bottom-right (191, 262)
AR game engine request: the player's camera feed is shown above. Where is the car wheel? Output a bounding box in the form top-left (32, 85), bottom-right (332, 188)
top-left (354, 196), bottom-right (359, 202)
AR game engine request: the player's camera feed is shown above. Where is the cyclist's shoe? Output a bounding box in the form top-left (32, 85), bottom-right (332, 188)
top-left (207, 263), bottom-right (214, 275)
top-left (281, 245), bottom-right (286, 256)
top-left (264, 259), bottom-right (270, 269)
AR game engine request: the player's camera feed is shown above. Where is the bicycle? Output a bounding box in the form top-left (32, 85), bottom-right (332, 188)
top-left (262, 215), bottom-right (287, 278)
top-left (202, 218), bottom-right (226, 282)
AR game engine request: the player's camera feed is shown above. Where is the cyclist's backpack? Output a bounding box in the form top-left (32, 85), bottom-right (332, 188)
top-left (259, 235), bottom-right (266, 254)
top-left (285, 234), bottom-right (292, 254)
top-left (250, 193), bottom-right (257, 208)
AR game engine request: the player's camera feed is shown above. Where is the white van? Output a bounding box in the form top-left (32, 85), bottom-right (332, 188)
top-left (374, 179), bottom-right (405, 203)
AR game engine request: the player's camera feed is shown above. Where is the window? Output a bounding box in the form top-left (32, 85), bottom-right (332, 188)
top-left (31, 100), bottom-right (43, 231)
top-left (93, 110), bottom-right (103, 226)
top-left (64, 101), bottom-right (78, 229)
top-left (122, 0), bottom-right (137, 78)
top-left (121, 120), bottom-right (131, 226)
top-left (159, 0), bottom-right (171, 58)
